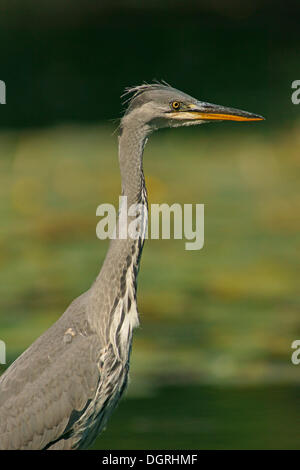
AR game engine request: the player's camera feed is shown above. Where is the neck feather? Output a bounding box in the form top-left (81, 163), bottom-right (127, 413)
top-left (118, 123), bottom-right (149, 205)
top-left (89, 122), bottom-right (149, 336)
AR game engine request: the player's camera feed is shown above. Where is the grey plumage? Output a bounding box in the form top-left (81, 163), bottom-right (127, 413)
top-left (0, 83), bottom-right (264, 450)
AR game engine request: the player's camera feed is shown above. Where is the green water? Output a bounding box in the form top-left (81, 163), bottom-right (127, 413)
top-left (1, 125), bottom-right (299, 450)
top-left (92, 385), bottom-right (300, 450)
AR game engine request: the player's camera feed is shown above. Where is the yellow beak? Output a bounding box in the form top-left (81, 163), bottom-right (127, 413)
top-left (169, 102), bottom-right (265, 122)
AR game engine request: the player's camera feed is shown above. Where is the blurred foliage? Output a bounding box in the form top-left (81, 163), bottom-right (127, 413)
top-left (0, 122), bottom-right (299, 384)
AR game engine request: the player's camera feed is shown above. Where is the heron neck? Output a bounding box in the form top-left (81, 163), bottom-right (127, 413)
top-left (118, 124), bottom-right (149, 206)
top-left (89, 124), bottom-right (149, 334)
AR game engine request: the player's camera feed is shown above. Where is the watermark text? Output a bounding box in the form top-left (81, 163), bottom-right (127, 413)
top-left (96, 197), bottom-right (204, 250)
top-left (291, 340), bottom-right (300, 365)
top-left (0, 340), bottom-right (6, 364)
top-left (0, 80), bottom-right (6, 104)
top-left (291, 80), bottom-right (300, 105)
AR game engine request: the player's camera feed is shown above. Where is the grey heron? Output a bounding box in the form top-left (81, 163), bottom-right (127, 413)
top-left (0, 83), bottom-right (264, 449)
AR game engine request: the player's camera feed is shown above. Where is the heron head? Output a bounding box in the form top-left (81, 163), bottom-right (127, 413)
top-left (121, 83), bottom-right (264, 133)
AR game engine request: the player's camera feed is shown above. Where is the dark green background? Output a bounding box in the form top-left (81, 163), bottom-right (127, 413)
top-left (0, 0), bottom-right (299, 128)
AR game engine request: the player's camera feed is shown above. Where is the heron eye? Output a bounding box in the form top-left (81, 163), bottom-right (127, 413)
top-left (171, 101), bottom-right (181, 110)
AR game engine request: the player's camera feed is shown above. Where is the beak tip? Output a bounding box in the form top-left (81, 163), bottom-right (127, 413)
top-left (194, 102), bottom-right (266, 122)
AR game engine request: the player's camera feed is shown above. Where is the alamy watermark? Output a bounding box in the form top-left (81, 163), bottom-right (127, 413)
top-left (291, 80), bottom-right (300, 105)
top-left (0, 340), bottom-right (6, 364)
top-left (0, 80), bottom-right (6, 104)
top-left (96, 197), bottom-right (204, 250)
top-left (291, 340), bottom-right (300, 365)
